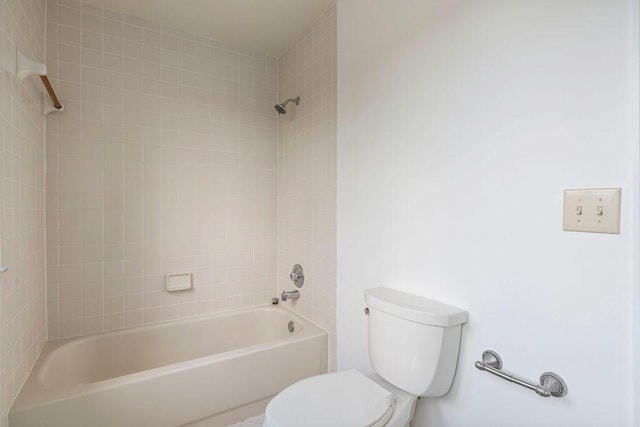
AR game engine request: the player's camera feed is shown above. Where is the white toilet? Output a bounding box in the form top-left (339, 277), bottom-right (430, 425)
top-left (264, 287), bottom-right (469, 427)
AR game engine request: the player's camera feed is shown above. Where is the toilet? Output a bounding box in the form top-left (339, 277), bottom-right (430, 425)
top-left (264, 287), bottom-right (469, 427)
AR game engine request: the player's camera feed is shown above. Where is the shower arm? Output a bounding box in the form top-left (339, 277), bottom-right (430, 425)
top-left (282, 97), bottom-right (300, 106)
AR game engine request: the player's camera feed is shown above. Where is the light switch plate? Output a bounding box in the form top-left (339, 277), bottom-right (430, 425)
top-left (563, 188), bottom-right (621, 234)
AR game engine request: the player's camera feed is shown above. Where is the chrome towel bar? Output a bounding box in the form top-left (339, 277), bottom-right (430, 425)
top-left (474, 350), bottom-right (567, 398)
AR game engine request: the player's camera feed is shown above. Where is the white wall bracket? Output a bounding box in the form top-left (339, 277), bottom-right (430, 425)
top-left (16, 48), bottom-right (46, 80)
top-left (42, 93), bottom-right (64, 116)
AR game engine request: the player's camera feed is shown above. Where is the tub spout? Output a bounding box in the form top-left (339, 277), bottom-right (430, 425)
top-left (281, 290), bottom-right (300, 301)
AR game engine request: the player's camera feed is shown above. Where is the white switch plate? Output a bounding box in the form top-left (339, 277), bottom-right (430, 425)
top-left (563, 188), bottom-right (621, 234)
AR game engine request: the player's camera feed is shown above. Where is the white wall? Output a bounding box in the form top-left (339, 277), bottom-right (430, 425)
top-left (337, 1), bottom-right (638, 426)
top-left (632, 1), bottom-right (640, 424)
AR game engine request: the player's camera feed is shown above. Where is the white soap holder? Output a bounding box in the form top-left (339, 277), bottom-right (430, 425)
top-left (166, 272), bottom-right (192, 292)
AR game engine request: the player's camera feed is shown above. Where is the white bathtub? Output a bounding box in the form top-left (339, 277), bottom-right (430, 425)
top-left (9, 306), bottom-right (327, 427)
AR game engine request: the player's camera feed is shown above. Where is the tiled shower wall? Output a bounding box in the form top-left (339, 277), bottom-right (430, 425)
top-left (45, 0), bottom-right (279, 339)
top-left (277, 6), bottom-right (337, 369)
top-left (0, 0), bottom-right (48, 423)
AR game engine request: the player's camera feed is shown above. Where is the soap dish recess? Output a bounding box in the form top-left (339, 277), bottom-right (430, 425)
top-left (166, 272), bottom-right (193, 292)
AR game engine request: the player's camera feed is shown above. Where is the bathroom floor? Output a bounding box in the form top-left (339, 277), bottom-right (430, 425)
top-left (227, 413), bottom-right (264, 427)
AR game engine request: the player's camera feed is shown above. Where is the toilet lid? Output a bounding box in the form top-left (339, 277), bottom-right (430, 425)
top-left (264, 370), bottom-right (395, 427)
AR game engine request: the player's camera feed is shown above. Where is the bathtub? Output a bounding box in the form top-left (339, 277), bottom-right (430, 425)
top-left (9, 306), bottom-right (327, 427)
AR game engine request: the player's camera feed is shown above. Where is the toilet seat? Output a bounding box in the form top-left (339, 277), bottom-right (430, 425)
top-left (264, 370), bottom-right (396, 427)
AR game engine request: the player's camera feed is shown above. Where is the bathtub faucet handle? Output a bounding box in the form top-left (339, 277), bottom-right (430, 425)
top-left (289, 264), bottom-right (304, 288)
top-left (281, 289), bottom-right (300, 301)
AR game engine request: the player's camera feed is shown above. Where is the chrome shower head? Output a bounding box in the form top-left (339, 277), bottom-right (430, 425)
top-left (274, 96), bottom-right (300, 115)
top-left (275, 103), bottom-right (287, 115)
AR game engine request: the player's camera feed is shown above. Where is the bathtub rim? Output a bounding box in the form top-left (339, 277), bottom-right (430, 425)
top-left (11, 305), bottom-right (327, 413)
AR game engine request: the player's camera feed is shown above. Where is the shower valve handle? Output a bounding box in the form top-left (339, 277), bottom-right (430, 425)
top-left (289, 264), bottom-right (304, 288)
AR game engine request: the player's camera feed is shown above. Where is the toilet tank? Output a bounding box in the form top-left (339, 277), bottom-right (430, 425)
top-left (365, 287), bottom-right (468, 397)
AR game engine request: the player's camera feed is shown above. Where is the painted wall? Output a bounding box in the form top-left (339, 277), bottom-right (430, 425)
top-left (45, 0), bottom-right (279, 339)
top-left (337, 0), bottom-right (637, 426)
top-left (277, 5), bottom-right (337, 370)
top-left (0, 0), bottom-right (47, 424)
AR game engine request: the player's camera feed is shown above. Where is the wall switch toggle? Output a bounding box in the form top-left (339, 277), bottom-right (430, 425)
top-left (563, 188), bottom-right (621, 234)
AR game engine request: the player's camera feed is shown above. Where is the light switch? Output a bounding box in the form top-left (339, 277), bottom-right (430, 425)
top-left (563, 188), bottom-right (621, 234)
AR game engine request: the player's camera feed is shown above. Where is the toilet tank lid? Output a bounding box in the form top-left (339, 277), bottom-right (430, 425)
top-left (365, 287), bottom-right (468, 327)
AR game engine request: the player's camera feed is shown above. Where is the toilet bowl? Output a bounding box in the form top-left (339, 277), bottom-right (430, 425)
top-left (264, 370), bottom-right (417, 427)
top-left (264, 287), bottom-right (468, 427)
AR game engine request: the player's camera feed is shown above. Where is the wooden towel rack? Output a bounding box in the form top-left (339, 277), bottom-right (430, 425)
top-left (16, 48), bottom-right (64, 115)
top-left (39, 75), bottom-right (62, 110)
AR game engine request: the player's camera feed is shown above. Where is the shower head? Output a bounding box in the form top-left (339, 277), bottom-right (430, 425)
top-left (275, 103), bottom-right (287, 115)
top-left (274, 96), bottom-right (300, 115)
